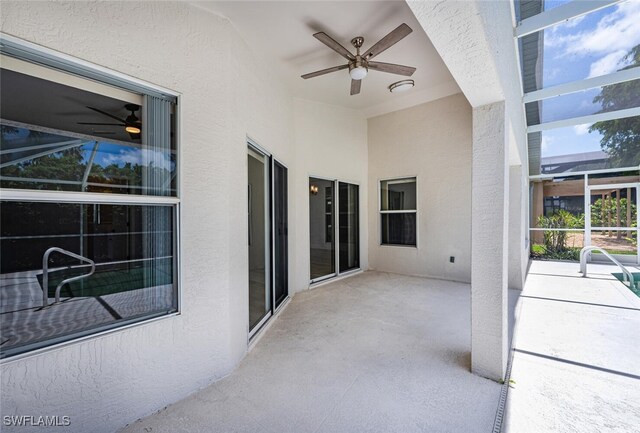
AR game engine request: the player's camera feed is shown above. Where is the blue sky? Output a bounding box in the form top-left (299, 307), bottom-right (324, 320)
top-left (82, 142), bottom-right (174, 171)
top-left (537, 0), bottom-right (640, 158)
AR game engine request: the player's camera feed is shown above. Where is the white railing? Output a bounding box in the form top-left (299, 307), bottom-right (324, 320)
top-left (579, 246), bottom-right (635, 289)
top-left (42, 247), bottom-right (95, 307)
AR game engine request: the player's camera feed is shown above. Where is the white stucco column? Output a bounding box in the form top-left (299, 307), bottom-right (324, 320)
top-left (509, 165), bottom-right (527, 290)
top-left (471, 101), bottom-right (509, 381)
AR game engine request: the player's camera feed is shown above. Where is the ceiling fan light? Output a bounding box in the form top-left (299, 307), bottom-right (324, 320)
top-left (125, 125), bottom-right (141, 134)
top-left (349, 66), bottom-right (368, 80)
top-left (389, 79), bottom-right (415, 93)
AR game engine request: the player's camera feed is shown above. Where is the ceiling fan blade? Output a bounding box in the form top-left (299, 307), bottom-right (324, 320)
top-left (362, 23), bottom-right (413, 60)
top-left (313, 32), bottom-right (356, 61)
top-left (86, 106), bottom-right (128, 124)
top-left (350, 79), bottom-right (362, 96)
top-left (77, 122), bottom-right (125, 126)
top-left (301, 64), bottom-right (349, 79)
top-left (368, 61), bottom-right (416, 77)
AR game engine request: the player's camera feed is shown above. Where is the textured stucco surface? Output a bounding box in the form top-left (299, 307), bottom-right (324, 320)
top-left (407, 0), bottom-right (527, 166)
top-left (292, 98), bottom-right (368, 292)
top-left (367, 93), bottom-right (472, 283)
top-left (407, 0), bottom-right (530, 379)
top-left (471, 101), bottom-right (509, 381)
top-left (0, 2), bottom-right (367, 432)
top-left (119, 271), bottom-right (502, 433)
top-left (508, 165), bottom-right (528, 290)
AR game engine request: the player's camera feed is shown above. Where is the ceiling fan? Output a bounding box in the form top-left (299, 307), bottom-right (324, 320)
top-left (78, 103), bottom-right (142, 139)
top-left (301, 23), bottom-right (416, 96)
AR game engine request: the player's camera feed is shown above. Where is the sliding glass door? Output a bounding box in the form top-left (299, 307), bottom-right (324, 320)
top-left (248, 147), bottom-right (271, 332)
top-left (309, 177), bottom-right (336, 281)
top-left (309, 177), bottom-right (359, 283)
top-left (273, 160), bottom-right (288, 310)
top-left (248, 143), bottom-right (288, 336)
top-left (339, 182), bottom-right (359, 272)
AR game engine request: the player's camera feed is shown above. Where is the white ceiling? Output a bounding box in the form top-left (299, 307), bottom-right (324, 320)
top-left (195, 1), bottom-right (461, 117)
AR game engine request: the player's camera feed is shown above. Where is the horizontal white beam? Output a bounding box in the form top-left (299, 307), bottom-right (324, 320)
top-left (528, 228), bottom-right (584, 231)
top-left (589, 182), bottom-right (639, 190)
top-left (523, 67), bottom-right (640, 103)
top-left (516, 0), bottom-right (621, 38)
top-left (590, 227), bottom-right (637, 230)
top-left (529, 227), bottom-right (638, 231)
top-left (529, 166), bottom-right (640, 180)
top-left (527, 107), bottom-right (640, 133)
top-left (0, 188), bottom-right (179, 204)
top-left (0, 140), bottom-right (87, 168)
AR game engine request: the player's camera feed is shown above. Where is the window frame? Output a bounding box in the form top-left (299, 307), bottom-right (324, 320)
top-left (379, 175), bottom-right (418, 248)
top-left (0, 34), bottom-right (182, 362)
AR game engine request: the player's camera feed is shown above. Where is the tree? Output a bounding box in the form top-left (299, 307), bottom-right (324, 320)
top-left (589, 45), bottom-right (640, 167)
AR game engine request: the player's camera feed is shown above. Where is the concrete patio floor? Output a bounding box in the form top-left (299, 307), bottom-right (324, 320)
top-left (120, 262), bottom-right (640, 433)
top-left (504, 260), bottom-right (640, 433)
top-left (120, 271), bottom-right (507, 433)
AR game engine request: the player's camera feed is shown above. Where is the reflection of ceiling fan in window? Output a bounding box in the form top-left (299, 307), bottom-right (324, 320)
top-left (77, 103), bottom-right (141, 139)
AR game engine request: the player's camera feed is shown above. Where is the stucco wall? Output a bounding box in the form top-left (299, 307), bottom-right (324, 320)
top-left (292, 98), bottom-right (369, 291)
top-left (0, 2), bottom-right (367, 432)
top-left (367, 93), bottom-right (472, 282)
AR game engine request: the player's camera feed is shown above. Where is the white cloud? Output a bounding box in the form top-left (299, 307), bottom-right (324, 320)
top-left (573, 124), bottom-right (591, 135)
top-left (587, 49), bottom-right (628, 77)
top-left (104, 148), bottom-right (173, 171)
top-left (557, 14), bottom-right (586, 30)
top-left (545, 1), bottom-right (640, 77)
top-left (541, 135), bottom-right (552, 152)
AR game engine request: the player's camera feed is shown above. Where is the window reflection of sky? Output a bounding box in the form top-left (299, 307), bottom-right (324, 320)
top-left (1, 126), bottom-right (174, 173)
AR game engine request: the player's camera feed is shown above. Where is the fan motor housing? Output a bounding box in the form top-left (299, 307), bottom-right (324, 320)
top-left (351, 36), bottom-right (364, 49)
top-left (348, 58), bottom-right (368, 73)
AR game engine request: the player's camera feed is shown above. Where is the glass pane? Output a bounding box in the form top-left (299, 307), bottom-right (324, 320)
top-left (532, 116), bottom-right (640, 174)
top-left (309, 177), bottom-right (335, 280)
top-left (273, 161), bottom-right (288, 308)
top-left (0, 68), bottom-right (142, 144)
top-left (380, 177), bottom-right (416, 211)
top-left (0, 67), bottom-right (176, 196)
top-left (531, 177), bottom-right (586, 229)
top-left (339, 182), bottom-right (359, 272)
top-left (0, 201), bottom-right (177, 358)
top-left (515, 0), bottom-right (572, 22)
top-left (530, 229), bottom-right (585, 261)
top-left (525, 80), bottom-right (640, 126)
top-left (381, 213), bottom-right (416, 246)
top-left (1, 125), bottom-right (176, 195)
top-left (248, 149), bottom-right (270, 330)
top-left (519, 2), bottom-right (640, 92)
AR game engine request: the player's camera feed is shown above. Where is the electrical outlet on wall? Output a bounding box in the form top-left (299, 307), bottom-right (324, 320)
top-left (449, 256), bottom-right (455, 263)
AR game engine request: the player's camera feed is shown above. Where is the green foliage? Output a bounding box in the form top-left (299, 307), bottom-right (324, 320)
top-left (589, 45), bottom-right (640, 167)
top-left (530, 244), bottom-right (581, 261)
top-left (1, 148), bottom-right (87, 190)
top-left (590, 197), bottom-right (638, 224)
top-left (532, 210), bottom-right (582, 261)
top-left (590, 197), bottom-right (637, 244)
top-left (537, 210), bottom-right (582, 254)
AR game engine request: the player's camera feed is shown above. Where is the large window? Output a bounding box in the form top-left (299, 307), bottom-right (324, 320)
top-left (380, 177), bottom-right (417, 247)
top-left (0, 41), bottom-right (179, 359)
